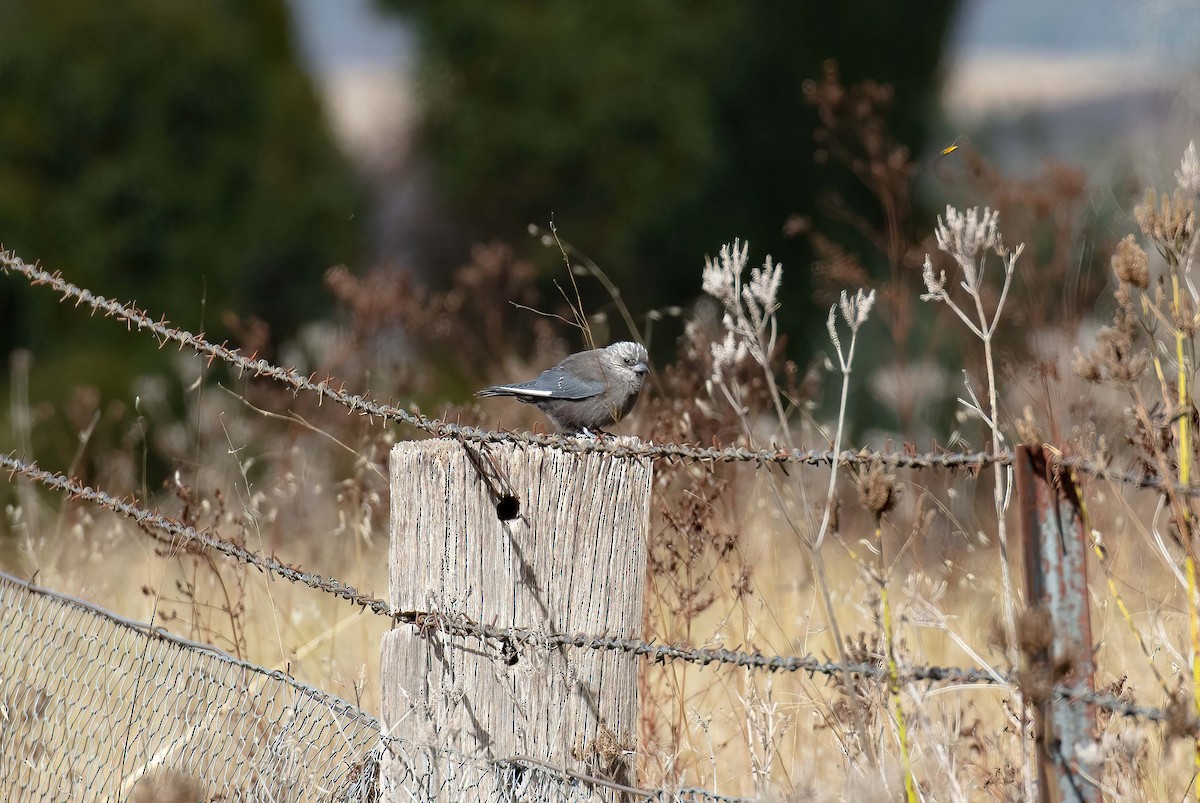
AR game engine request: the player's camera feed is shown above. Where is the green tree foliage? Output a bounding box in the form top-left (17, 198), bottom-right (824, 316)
top-left (0, 0), bottom-right (362, 393)
top-left (378, 0), bottom-right (955, 344)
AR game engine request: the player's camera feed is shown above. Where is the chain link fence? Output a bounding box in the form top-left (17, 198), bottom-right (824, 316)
top-left (0, 570), bottom-right (383, 801)
top-left (0, 570), bottom-right (746, 802)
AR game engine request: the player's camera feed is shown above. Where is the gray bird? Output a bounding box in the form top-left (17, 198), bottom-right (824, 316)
top-left (477, 341), bottom-right (650, 434)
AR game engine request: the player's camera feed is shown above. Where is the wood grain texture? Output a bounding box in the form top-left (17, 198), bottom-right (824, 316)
top-left (380, 439), bottom-right (651, 796)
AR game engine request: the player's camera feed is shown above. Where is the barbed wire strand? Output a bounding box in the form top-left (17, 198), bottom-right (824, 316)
top-left (0, 451), bottom-right (1190, 731)
top-left (0, 248), bottom-right (1191, 495)
top-left (0, 451), bottom-right (983, 678)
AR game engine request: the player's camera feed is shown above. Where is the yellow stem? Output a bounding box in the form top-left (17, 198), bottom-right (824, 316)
top-left (1171, 273), bottom-right (1200, 799)
top-left (1094, 541), bottom-right (1171, 694)
top-left (1075, 470), bottom-right (1172, 694)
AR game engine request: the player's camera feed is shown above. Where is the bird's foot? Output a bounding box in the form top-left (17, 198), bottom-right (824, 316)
top-left (575, 427), bottom-right (612, 440)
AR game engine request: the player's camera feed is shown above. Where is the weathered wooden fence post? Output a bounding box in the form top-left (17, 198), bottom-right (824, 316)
top-left (379, 439), bottom-right (651, 799)
top-left (1015, 444), bottom-right (1099, 803)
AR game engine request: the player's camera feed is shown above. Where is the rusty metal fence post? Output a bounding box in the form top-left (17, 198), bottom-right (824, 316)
top-left (1015, 444), bottom-right (1099, 802)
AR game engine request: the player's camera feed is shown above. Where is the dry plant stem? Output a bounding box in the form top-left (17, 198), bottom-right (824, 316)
top-left (1114, 157), bottom-right (1200, 797)
top-left (875, 518), bottom-right (916, 802)
top-left (1164, 276), bottom-right (1200, 796)
top-left (207, 556), bottom-right (245, 659)
top-left (8, 351), bottom-right (43, 561)
top-left (535, 220), bottom-right (595, 349)
top-left (705, 246), bottom-right (884, 777)
top-left (974, 263), bottom-right (1035, 802)
top-left (813, 294), bottom-right (884, 771)
top-left (1129, 384), bottom-right (1193, 531)
top-left (922, 214), bottom-right (1031, 798)
top-left (535, 224), bottom-right (643, 348)
top-left (923, 224), bottom-right (1019, 667)
top-left (711, 252), bottom-right (900, 785)
top-left (1128, 273), bottom-right (1200, 784)
top-left (966, 254), bottom-right (1018, 672)
top-left (219, 418), bottom-right (286, 666)
top-left (759, 474), bottom-right (879, 770)
top-left (689, 709), bottom-right (719, 795)
top-left (1170, 259), bottom-right (1200, 795)
top-left (1090, 538), bottom-right (1172, 695)
top-left (220, 385), bottom-right (387, 483)
top-left (749, 414), bottom-right (880, 773)
top-left (1188, 554), bottom-right (1200, 794)
top-left (904, 691), bottom-right (968, 803)
top-left (810, 546), bottom-right (879, 773)
top-left (813, 312), bottom-right (859, 551)
top-left (755, 312), bottom-right (793, 445)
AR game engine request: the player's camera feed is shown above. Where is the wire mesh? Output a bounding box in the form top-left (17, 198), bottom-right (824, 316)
top-left (0, 571), bottom-right (748, 802)
top-left (0, 571), bottom-right (382, 801)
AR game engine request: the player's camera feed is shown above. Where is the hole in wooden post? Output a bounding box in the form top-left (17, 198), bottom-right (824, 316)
top-left (495, 494), bottom-right (520, 521)
top-left (500, 636), bottom-right (519, 666)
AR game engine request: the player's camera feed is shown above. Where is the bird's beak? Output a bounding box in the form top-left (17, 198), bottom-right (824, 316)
top-left (634, 362), bottom-right (649, 375)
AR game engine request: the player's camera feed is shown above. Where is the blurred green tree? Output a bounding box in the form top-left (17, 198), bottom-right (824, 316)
top-left (0, 0), bottom-right (362, 395)
top-left (376, 0), bottom-right (955, 348)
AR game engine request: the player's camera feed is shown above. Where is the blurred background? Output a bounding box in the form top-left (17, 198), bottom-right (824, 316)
top-left (2, 0), bottom-right (1200, 461)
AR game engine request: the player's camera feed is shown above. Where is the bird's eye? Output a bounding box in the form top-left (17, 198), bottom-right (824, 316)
top-left (624, 358), bottom-right (635, 366)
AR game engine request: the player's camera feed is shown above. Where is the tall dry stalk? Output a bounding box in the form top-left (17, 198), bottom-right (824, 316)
top-left (1076, 141), bottom-right (1200, 795)
top-left (702, 240), bottom-right (887, 779)
top-left (856, 464), bottom-right (915, 801)
top-left (920, 205), bottom-right (1030, 797)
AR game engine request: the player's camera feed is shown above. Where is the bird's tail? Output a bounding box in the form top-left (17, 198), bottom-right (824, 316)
top-left (475, 385), bottom-right (516, 398)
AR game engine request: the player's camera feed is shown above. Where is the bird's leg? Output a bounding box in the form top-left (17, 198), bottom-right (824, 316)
top-left (576, 427), bottom-right (610, 440)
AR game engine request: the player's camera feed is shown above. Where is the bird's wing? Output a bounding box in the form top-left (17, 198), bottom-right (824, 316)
top-left (557, 349), bottom-right (608, 382)
top-left (479, 366), bottom-right (604, 400)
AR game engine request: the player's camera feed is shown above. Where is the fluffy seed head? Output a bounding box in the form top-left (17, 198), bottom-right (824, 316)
top-left (1111, 234), bottom-right (1149, 290)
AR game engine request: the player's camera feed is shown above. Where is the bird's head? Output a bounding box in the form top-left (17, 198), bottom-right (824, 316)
top-left (604, 341), bottom-right (650, 388)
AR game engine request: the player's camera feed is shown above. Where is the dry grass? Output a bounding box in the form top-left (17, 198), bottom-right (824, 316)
top-left (4, 110), bottom-right (1200, 801)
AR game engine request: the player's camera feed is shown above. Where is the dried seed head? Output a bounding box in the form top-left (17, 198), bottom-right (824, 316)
top-left (933, 206), bottom-right (1001, 286)
top-left (1134, 188), bottom-right (1156, 238)
top-left (1179, 294), bottom-right (1199, 336)
top-left (856, 463), bottom-right (900, 521)
top-left (1072, 347), bottom-right (1102, 383)
top-left (1014, 405), bottom-right (1044, 446)
top-left (1135, 187), bottom-right (1196, 246)
top-left (1074, 306), bottom-right (1149, 385)
top-left (1168, 189), bottom-right (1196, 243)
top-left (1111, 234), bottom-right (1149, 289)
